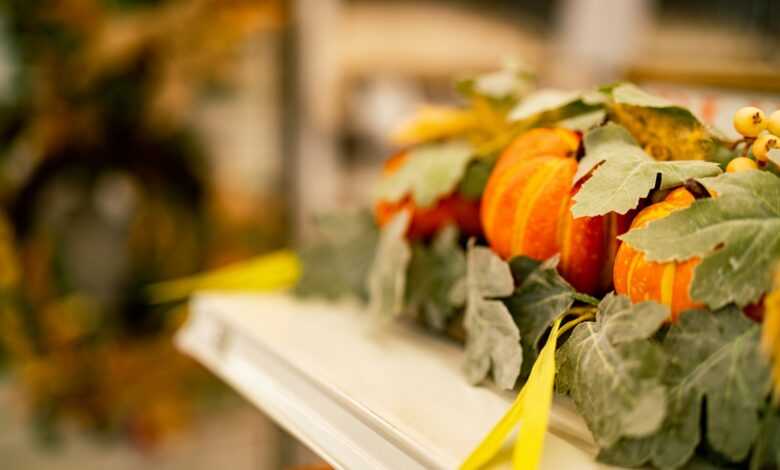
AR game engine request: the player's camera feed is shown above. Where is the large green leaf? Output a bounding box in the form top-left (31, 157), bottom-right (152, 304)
top-left (462, 243), bottom-right (522, 390)
top-left (374, 140), bottom-right (475, 208)
top-left (599, 307), bottom-right (770, 469)
top-left (405, 225), bottom-right (466, 331)
top-left (367, 212), bottom-right (412, 317)
top-left (621, 170), bottom-right (780, 309)
top-left (504, 256), bottom-right (575, 378)
top-left (294, 211), bottom-right (379, 301)
top-left (556, 294), bottom-right (669, 447)
top-left (607, 83), bottom-right (725, 162)
top-left (571, 123), bottom-right (721, 217)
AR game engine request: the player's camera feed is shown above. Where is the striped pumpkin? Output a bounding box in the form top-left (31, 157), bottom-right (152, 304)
top-left (613, 187), bottom-right (703, 320)
top-left (374, 152), bottom-right (481, 239)
top-left (481, 128), bottom-right (629, 295)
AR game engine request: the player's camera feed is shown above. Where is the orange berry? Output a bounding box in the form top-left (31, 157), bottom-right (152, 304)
top-left (733, 106), bottom-right (766, 137)
top-left (752, 133), bottom-right (779, 163)
top-left (726, 156), bottom-right (758, 173)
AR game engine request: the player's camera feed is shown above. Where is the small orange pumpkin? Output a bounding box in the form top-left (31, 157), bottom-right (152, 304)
top-left (481, 129), bottom-right (580, 260)
top-left (613, 187), bottom-right (703, 320)
top-left (481, 128), bottom-right (630, 295)
top-left (374, 152), bottom-right (481, 239)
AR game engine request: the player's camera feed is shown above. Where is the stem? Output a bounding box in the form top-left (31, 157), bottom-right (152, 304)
top-left (559, 312), bottom-right (595, 336)
top-left (742, 137), bottom-right (756, 158)
top-left (572, 292), bottom-right (600, 306)
top-left (727, 137), bottom-right (747, 151)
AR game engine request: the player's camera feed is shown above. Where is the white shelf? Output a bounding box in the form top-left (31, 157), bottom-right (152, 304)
top-left (176, 293), bottom-right (614, 470)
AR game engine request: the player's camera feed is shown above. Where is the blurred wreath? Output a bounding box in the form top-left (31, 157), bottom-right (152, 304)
top-left (0, 0), bottom-right (283, 447)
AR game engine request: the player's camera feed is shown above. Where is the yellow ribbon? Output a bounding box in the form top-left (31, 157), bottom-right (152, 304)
top-left (762, 269), bottom-right (780, 401)
top-left (461, 317), bottom-right (563, 470)
top-left (147, 249), bottom-right (301, 303)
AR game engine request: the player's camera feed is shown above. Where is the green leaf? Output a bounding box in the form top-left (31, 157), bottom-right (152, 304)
top-left (294, 211), bottom-right (379, 301)
top-left (607, 83), bottom-right (723, 162)
top-left (508, 256), bottom-right (542, 283)
top-left (505, 257), bottom-right (575, 377)
top-left (406, 225), bottom-right (466, 331)
top-left (621, 170), bottom-right (780, 309)
top-left (597, 436), bottom-right (654, 467)
top-left (571, 123), bottom-right (722, 217)
top-left (600, 307), bottom-right (771, 469)
top-left (368, 212), bottom-right (412, 317)
top-left (458, 159), bottom-right (494, 200)
top-left (462, 242), bottom-right (522, 390)
top-left (750, 405), bottom-right (780, 470)
top-left (556, 294), bottom-right (669, 447)
top-left (658, 307), bottom-right (769, 463)
top-left (374, 140), bottom-right (475, 208)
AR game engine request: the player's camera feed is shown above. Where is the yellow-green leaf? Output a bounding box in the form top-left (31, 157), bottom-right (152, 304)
top-left (608, 83), bottom-right (722, 162)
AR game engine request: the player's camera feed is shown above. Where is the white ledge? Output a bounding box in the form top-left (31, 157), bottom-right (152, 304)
top-left (176, 293), bottom-right (612, 470)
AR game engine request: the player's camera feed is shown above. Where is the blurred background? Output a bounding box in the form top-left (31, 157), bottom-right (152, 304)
top-left (0, 0), bottom-right (777, 469)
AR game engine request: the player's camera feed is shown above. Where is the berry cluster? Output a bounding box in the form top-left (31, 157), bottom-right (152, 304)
top-left (728, 106), bottom-right (780, 173)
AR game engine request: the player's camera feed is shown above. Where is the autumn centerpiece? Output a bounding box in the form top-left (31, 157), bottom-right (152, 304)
top-left (303, 78), bottom-right (780, 469)
top-left (156, 68), bottom-right (780, 470)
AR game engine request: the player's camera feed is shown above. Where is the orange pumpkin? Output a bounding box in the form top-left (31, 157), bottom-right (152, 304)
top-left (374, 152), bottom-right (482, 239)
top-left (481, 128), bottom-right (630, 295)
top-left (613, 187), bottom-right (703, 320)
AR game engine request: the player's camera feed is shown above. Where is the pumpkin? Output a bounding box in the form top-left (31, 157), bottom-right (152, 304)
top-left (613, 187), bottom-right (703, 320)
top-left (374, 152), bottom-right (481, 239)
top-left (481, 128), bottom-right (630, 295)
